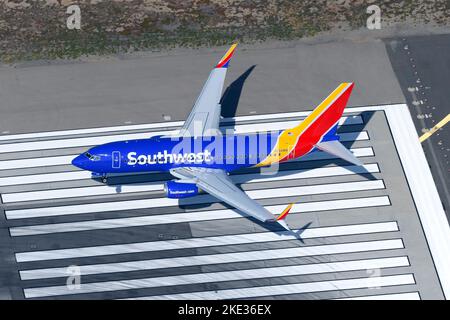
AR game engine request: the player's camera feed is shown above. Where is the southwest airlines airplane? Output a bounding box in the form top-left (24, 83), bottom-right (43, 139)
top-left (72, 44), bottom-right (361, 231)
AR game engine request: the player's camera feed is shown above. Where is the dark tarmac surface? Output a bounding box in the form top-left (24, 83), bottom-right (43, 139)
top-left (0, 36), bottom-right (448, 300)
top-left (385, 34), bottom-right (450, 222)
top-left (0, 40), bottom-right (403, 134)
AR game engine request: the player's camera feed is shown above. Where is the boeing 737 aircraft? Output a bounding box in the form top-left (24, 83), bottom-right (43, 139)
top-left (72, 43), bottom-right (362, 231)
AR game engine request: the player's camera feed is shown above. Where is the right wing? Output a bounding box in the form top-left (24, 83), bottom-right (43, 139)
top-left (176, 44), bottom-right (238, 138)
top-left (170, 167), bottom-right (293, 231)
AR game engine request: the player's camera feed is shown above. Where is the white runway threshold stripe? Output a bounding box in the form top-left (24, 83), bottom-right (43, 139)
top-left (1, 163), bottom-right (380, 203)
top-left (23, 256), bottom-right (409, 298)
top-left (18, 240), bottom-right (406, 280)
top-left (0, 118), bottom-right (366, 154)
top-left (10, 104), bottom-right (449, 300)
top-left (0, 145), bottom-right (374, 181)
top-left (0, 171), bottom-right (91, 188)
top-left (127, 274), bottom-right (415, 300)
top-left (385, 105), bottom-right (450, 299)
top-left (8, 196), bottom-right (390, 237)
top-left (15, 221), bottom-right (399, 262)
top-left (0, 155), bottom-right (75, 171)
top-left (5, 166), bottom-right (382, 219)
top-left (0, 121), bottom-right (185, 143)
top-left (0, 146), bottom-right (374, 172)
top-left (0, 113), bottom-right (363, 142)
top-left (337, 292), bottom-right (420, 300)
top-left (9, 196), bottom-right (390, 236)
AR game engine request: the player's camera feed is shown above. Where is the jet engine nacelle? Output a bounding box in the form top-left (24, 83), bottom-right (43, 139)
top-left (164, 180), bottom-right (199, 199)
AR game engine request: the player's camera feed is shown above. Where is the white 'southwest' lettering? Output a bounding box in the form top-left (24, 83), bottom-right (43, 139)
top-left (127, 150), bottom-right (211, 165)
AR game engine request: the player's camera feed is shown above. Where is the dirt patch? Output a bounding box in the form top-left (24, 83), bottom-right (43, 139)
top-left (0, 0), bottom-right (448, 63)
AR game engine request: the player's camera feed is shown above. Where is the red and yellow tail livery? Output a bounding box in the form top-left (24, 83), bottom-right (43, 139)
top-left (256, 82), bottom-right (355, 167)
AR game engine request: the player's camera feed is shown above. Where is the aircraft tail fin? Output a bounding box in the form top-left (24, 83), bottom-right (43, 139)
top-left (293, 82), bottom-right (354, 142)
top-left (253, 83), bottom-right (356, 167)
top-left (299, 82), bottom-right (361, 165)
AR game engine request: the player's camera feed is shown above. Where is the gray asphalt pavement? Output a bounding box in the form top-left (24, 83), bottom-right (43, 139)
top-left (0, 40), bottom-right (403, 134)
top-left (385, 34), bottom-right (450, 222)
top-left (0, 37), bottom-right (447, 300)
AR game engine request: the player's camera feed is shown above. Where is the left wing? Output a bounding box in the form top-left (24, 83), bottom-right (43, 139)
top-left (176, 44), bottom-right (238, 138)
top-left (170, 167), bottom-right (293, 231)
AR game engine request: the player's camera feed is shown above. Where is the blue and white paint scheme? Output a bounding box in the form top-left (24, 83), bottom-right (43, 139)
top-left (72, 44), bottom-right (362, 232)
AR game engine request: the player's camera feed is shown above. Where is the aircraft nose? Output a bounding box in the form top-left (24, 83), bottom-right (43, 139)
top-left (71, 155), bottom-right (89, 170)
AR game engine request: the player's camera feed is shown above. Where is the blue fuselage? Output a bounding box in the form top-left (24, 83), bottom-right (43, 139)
top-left (72, 132), bottom-right (294, 174)
top-left (72, 124), bottom-right (343, 176)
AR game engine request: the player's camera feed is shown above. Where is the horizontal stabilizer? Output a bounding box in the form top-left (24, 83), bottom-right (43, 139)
top-left (316, 140), bottom-right (362, 166)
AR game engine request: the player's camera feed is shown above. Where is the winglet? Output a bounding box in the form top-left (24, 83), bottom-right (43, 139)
top-left (215, 43), bottom-right (238, 69)
top-left (274, 203), bottom-right (295, 231)
top-left (276, 203), bottom-right (294, 221)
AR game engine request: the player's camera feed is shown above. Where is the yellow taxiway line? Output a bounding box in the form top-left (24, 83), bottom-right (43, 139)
top-left (419, 114), bottom-right (450, 143)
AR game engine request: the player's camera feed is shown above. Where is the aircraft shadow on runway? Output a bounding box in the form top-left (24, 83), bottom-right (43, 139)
top-left (177, 112), bottom-right (376, 238)
top-left (92, 69), bottom-right (376, 240)
top-left (220, 65), bottom-right (257, 120)
top-left (93, 66), bottom-right (258, 188)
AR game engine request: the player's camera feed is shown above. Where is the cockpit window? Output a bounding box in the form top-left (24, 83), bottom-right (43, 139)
top-left (84, 152), bottom-right (101, 161)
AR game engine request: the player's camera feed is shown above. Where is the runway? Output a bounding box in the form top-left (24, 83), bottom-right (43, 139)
top-left (0, 104), bottom-right (448, 299)
top-left (385, 34), bottom-right (450, 222)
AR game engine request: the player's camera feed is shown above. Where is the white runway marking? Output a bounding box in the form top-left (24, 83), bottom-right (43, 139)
top-left (0, 171), bottom-right (92, 188)
top-left (126, 274), bottom-right (416, 300)
top-left (15, 221), bottom-right (399, 262)
top-left (1, 164), bottom-right (380, 203)
top-left (0, 118), bottom-right (366, 154)
top-left (5, 176), bottom-right (383, 218)
top-left (0, 155), bottom-right (75, 171)
top-left (9, 196), bottom-right (390, 236)
top-left (385, 105), bottom-right (450, 299)
top-left (0, 146), bottom-right (373, 172)
top-left (0, 114), bottom-right (362, 142)
top-left (0, 121), bottom-right (184, 142)
top-left (19, 241), bottom-right (405, 280)
top-left (23, 256), bottom-right (408, 298)
top-left (338, 292), bottom-right (420, 300)
top-left (0, 147), bottom-right (374, 186)
top-left (0, 147), bottom-right (374, 187)
top-left (3, 104), bottom-right (447, 300)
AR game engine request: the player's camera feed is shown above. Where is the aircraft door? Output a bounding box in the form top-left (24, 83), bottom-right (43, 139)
top-left (112, 151), bottom-right (121, 169)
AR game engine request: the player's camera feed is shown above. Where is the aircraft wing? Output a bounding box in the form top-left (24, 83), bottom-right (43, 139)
top-left (170, 167), bottom-right (293, 231)
top-left (177, 44), bottom-right (238, 138)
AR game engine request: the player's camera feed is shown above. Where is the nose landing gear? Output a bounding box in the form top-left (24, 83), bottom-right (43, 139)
top-left (91, 172), bottom-right (108, 184)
